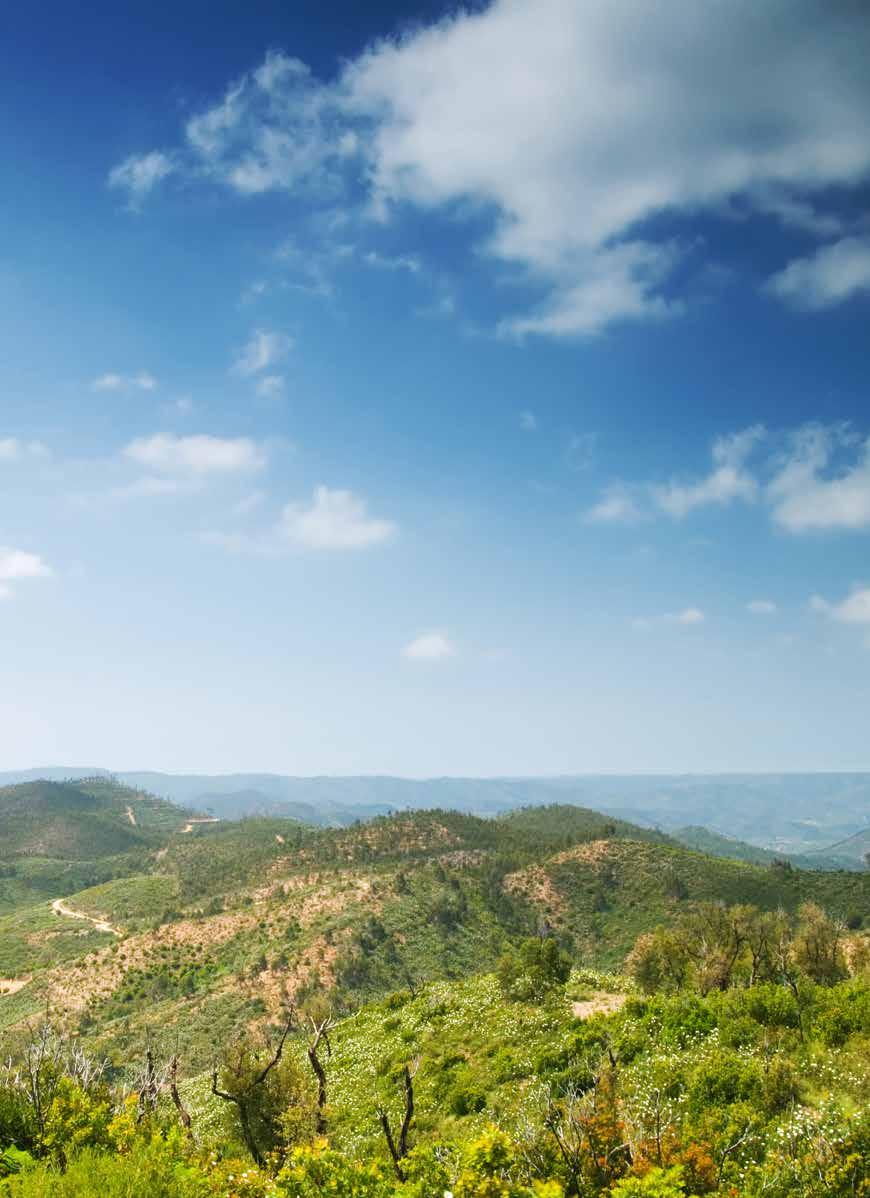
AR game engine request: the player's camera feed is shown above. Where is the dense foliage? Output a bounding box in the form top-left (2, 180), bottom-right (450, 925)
top-left (0, 784), bottom-right (867, 1195)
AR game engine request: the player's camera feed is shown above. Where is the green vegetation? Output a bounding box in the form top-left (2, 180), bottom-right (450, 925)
top-left (0, 780), bottom-right (867, 1195)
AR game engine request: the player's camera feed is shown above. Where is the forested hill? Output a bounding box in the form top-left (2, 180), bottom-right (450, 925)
top-left (1, 768), bottom-right (869, 856)
top-left (0, 783), bottom-right (867, 1197)
top-left (0, 781), bottom-right (866, 1072)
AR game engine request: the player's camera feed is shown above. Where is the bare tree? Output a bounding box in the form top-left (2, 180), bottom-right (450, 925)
top-left (211, 1010), bottom-right (296, 1166)
top-left (305, 1014), bottom-right (335, 1135)
top-left (168, 1055), bottom-right (192, 1132)
top-left (376, 1060), bottom-right (419, 1182)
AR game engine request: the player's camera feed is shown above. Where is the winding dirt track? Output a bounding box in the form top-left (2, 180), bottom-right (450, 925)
top-left (51, 898), bottom-right (120, 936)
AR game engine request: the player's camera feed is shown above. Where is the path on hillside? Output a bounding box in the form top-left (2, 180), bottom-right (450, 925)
top-left (0, 977), bottom-right (31, 996)
top-left (180, 817), bottom-right (220, 834)
top-left (51, 898), bottom-right (120, 936)
top-left (125, 805), bottom-right (137, 826)
top-left (571, 992), bottom-right (627, 1019)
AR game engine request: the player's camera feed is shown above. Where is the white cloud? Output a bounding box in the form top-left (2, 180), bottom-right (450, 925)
top-left (653, 426), bottom-right (765, 518)
top-left (519, 410), bottom-right (537, 432)
top-left (107, 152), bottom-right (173, 205)
top-left (280, 486), bottom-right (397, 549)
top-left (0, 547), bottom-right (52, 581)
top-left (234, 329), bottom-right (294, 375)
top-left (114, 3), bottom-right (870, 336)
top-left (363, 250), bottom-right (421, 273)
top-left (0, 438), bottom-right (49, 460)
top-left (255, 374), bottom-right (286, 399)
top-left (747, 599), bottom-right (777, 615)
top-left (584, 484), bottom-right (644, 525)
top-left (184, 51), bottom-right (344, 195)
top-left (0, 546), bottom-right (53, 598)
top-left (633, 607), bottom-right (704, 629)
top-left (767, 236), bottom-right (870, 311)
top-left (672, 608), bottom-right (705, 625)
top-left (768, 425), bottom-right (870, 532)
top-left (123, 433), bottom-right (266, 476)
top-left (810, 587), bottom-right (870, 625)
top-left (345, 0), bottom-right (870, 335)
top-left (92, 372), bottom-right (157, 392)
top-left (401, 630), bottom-right (456, 661)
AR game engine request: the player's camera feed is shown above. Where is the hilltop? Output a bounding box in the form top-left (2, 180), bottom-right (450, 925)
top-left (2, 768), bottom-right (868, 855)
top-left (0, 786), bottom-right (866, 1070)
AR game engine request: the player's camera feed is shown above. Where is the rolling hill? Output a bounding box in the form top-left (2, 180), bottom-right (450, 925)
top-left (0, 784), bottom-right (866, 1070)
top-left (2, 768), bottom-right (868, 853)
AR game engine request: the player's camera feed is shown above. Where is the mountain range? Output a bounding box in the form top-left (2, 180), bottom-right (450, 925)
top-left (1, 768), bottom-right (867, 863)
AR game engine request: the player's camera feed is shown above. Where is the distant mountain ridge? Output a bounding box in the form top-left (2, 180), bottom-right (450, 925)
top-left (0, 768), bottom-right (868, 859)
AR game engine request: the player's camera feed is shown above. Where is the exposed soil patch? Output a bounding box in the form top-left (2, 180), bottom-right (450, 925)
top-left (180, 817), bottom-right (220, 834)
top-left (570, 991), bottom-right (627, 1020)
top-left (51, 897), bottom-right (121, 937)
top-left (503, 864), bottom-right (567, 921)
top-left (0, 977), bottom-right (31, 997)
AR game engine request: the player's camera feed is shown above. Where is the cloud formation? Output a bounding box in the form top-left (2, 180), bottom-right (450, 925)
top-left (234, 329), bottom-right (294, 376)
top-left (110, 2), bottom-right (870, 336)
top-left (653, 427), bottom-right (764, 518)
top-left (92, 372), bottom-right (157, 392)
top-left (586, 423), bottom-right (870, 535)
top-left (401, 630), bottom-right (456, 660)
top-left (108, 152), bottom-right (173, 205)
top-left (769, 425), bottom-right (870, 532)
top-left (0, 438), bottom-right (49, 460)
top-left (747, 599), bottom-right (777, 615)
top-left (0, 546), bottom-right (53, 600)
top-left (585, 484), bottom-right (644, 525)
top-left (280, 486), bottom-right (397, 549)
top-left (123, 433), bottom-right (266, 476)
top-left (767, 236), bottom-right (870, 311)
top-left (811, 587), bottom-right (870, 626)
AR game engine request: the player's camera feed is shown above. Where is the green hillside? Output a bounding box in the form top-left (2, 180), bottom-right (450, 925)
top-left (1, 798), bottom-right (866, 1072)
top-left (0, 778), bottom-right (189, 860)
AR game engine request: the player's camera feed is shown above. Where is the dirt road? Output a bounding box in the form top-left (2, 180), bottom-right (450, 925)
top-left (51, 897), bottom-right (120, 936)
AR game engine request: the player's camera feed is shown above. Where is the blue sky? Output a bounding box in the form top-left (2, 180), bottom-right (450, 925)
top-left (2, 0), bottom-right (870, 775)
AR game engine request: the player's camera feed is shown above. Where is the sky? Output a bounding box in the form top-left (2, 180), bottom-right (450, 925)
top-left (2, 0), bottom-right (870, 776)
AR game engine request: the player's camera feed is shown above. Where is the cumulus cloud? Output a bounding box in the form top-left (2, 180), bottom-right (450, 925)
top-left (345, 0), bottom-right (870, 334)
top-left (123, 433), bottom-right (266, 476)
top-left (584, 484), bottom-right (644, 525)
top-left (810, 587), bottom-right (870, 626)
top-left (92, 372), bottom-right (157, 391)
top-left (768, 425), bottom-right (870, 532)
top-left (747, 599), bottom-right (777, 615)
top-left (111, 2), bottom-right (870, 335)
top-left (587, 423), bottom-right (870, 534)
top-left (280, 486), bottom-right (397, 549)
top-left (0, 546), bottom-right (53, 598)
top-left (107, 152), bottom-right (173, 205)
top-left (234, 329), bottom-right (294, 375)
top-left (401, 630), bottom-right (456, 660)
top-left (0, 547), bottom-right (52, 581)
top-left (766, 236), bottom-right (870, 311)
top-left (653, 426), bottom-right (765, 518)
